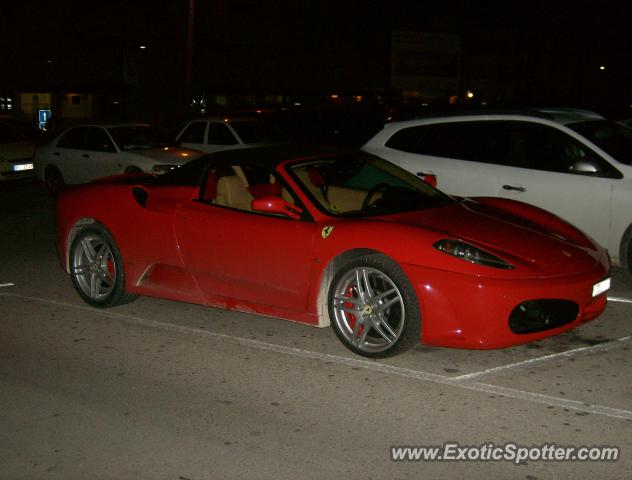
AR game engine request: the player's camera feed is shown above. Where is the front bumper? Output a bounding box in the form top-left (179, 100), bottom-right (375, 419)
top-left (0, 161), bottom-right (35, 180)
top-left (402, 263), bottom-right (610, 349)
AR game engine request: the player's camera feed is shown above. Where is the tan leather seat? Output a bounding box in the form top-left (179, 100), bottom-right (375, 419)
top-left (215, 175), bottom-right (254, 211)
top-left (281, 188), bottom-right (295, 204)
top-left (295, 169), bottom-right (328, 208)
top-left (328, 186), bottom-right (378, 211)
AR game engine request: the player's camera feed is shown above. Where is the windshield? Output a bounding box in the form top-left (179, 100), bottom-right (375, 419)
top-left (288, 153), bottom-right (454, 216)
top-left (568, 120), bottom-right (632, 165)
top-left (231, 121), bottom-right (288, 144)
top-left (108, 125), bottom-right (162, 151)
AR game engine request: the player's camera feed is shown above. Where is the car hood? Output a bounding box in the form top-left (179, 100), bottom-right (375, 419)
top-left (127, 147), bottom-right (204, 164)
top-left (0, 141), bottom-right (35, 161)
top-left (382, 201), bottom-right (598, 268)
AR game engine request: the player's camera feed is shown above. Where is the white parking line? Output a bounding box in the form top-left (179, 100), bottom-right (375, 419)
top-left (452, 336), bottom-right (631, 381)
top-left (3, 291), bottom-right (632, 421)
top-left (0, 283), bottom-right (15, 288)
top-left (608, 296), bottom-right (632, 304)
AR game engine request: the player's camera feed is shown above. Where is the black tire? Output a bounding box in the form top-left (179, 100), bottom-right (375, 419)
top-left (328, 253), bottom-right (421, 358)
top-left (69, 225), bottom-right (138, 308)
top-left (619, 224), bottom-right (632, 273)
top-left (45, 166), bottom-right (65, 196)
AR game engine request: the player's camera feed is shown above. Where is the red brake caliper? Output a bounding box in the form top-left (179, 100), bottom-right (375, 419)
top-left (106, 258), bottom-right (115, 280)
top-left (344, 286), bottom-right (363, 336)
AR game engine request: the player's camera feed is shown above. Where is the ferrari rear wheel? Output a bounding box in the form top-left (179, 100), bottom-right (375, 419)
top-left (69, 225), bottom-right (137, 308)
top-left (328, 254), bottom-right (421, 358)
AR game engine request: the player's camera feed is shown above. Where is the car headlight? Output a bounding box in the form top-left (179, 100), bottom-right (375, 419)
top-left (152, 164), bottom-right (180, 173)
top-left (433, 239), bottom-right (514, 269)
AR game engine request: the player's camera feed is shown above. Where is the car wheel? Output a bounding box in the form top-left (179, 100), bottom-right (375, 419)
top-left (627, 237), bottom-right (632, 273)
top-left (69, 225), bottom-right (138, 308)
top-left (45, 167), bottom-right (65, 196)
top-left (328, 253), bottom-right (421, 357)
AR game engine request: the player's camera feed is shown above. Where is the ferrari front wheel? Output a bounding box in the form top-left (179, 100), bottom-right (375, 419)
top-left (69, 225), bottom-right (137, 308)
top-left (328, 254), bottom-right (421, 358)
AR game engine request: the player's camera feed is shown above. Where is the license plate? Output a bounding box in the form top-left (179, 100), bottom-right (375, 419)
top-left (592, 277), bottom-right (611, 297)
top-left (13, 163), bottom-right (34, 172)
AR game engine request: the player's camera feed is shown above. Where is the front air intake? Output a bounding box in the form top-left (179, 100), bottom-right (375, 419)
top-left (509, 299), bottom-right (579, 334)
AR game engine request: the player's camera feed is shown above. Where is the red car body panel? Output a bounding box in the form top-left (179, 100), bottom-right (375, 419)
top-left (55, 150), bottom-right (610, 349)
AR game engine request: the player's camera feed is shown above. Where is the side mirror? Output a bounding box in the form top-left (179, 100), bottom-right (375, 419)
top-left (251, 196), bottom-right (303, 219)
top-left (568, 160), bottom-right (598, 175)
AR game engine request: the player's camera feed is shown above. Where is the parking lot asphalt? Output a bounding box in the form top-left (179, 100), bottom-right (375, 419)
top-left (1, 179), bottom-right (631, 479)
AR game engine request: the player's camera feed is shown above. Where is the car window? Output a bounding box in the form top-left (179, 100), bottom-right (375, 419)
top-left (385, 121), bottom-right (498, 164)
top-left (0, 122), bottom-right (25, 143)
top-left (207, 123), bottom-right (238, 145)
top-left (288, 153), bottom-right (454, 216)
top-left (179, 121), bottom-right (206, 143)
top-left (386, 120), bottom-right (621, 178)
top-left (568, 120), bottom-right (632, 166)
top-left (230, 121), bottom-right (287, 143)
top-left (57, 127), bottom-right (88, 149)
top-left (197, 162), bottom-right (296, 215)
top-left (499, 121), bottom-right (621, 178)
top-left (84, 127), bottom-right (116, 152)
top-left (108, 125), bottom-right (160, 151)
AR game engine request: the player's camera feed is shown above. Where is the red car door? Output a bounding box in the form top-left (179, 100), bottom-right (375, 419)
top-left (174, 200), bottom-right (316, 313)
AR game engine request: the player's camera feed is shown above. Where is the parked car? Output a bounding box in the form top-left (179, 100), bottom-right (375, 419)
top-left (175, 117), bottom-right (288, 153)
top-left (55, 145), bottom-right (610, 358)
top-left (363, 108), bottom-right (632, 271)
top-left (0, 120), bottom-right (35, 180)
top-left (34, 123), bottom-right (204, 194)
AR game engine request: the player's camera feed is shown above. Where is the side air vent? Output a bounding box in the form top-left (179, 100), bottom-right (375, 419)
top-left (132, 186), bottom-right (148, 207)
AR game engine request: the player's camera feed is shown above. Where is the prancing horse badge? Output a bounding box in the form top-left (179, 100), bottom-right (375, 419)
top-left (321, 226), bottom-right (334, 239)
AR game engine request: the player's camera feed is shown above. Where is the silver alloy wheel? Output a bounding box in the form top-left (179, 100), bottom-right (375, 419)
top-left (71, 233), bottom-right (116, 301)
top-left (331, 266), bottom-right (405, 353)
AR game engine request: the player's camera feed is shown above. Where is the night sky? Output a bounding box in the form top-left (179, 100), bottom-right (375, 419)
top-left (1, 1), bottom-right (631, 112)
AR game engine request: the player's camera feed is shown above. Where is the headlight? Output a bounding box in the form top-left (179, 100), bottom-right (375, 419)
top-left (152, 164), bottom-right (180, 173)
top-left (433, 239), bottom-right (514, 269)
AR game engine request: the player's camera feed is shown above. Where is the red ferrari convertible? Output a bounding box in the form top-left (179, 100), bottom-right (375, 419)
top-left (55, 146), bottom-right (611, 357)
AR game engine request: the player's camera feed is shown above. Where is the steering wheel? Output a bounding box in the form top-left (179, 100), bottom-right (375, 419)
top-left (361, 183), bottom-right (390, 210)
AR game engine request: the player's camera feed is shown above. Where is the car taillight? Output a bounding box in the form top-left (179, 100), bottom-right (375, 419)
top-left (423, 174), bottom-right (437, 187)
top-left (421, 173), bottom-right (437, 187)
top-left (417, 172), bottom-right (437, 187)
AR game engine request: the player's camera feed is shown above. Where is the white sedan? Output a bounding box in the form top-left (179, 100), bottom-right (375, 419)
top-left (34, 123), bottom-right (204, 194)
top-left (175, 117), bottom-right (288, 154)
top-left (363, 108), bottom-right (632, 271)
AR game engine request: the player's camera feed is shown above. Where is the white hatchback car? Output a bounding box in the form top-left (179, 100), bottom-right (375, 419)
top-left (175, 117), bottom-right (287, 154)
top-left (34, 123), bottom-right (204, 193)
top-left (363, 108), bottom-right (632, 270)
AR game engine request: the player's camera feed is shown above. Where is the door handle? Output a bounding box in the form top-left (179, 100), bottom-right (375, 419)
top-left (502, 184), bottom-right (526, 192)
top-left (82, 154), bottom-right (90, 158)
top-left (53, 152), bottom-right (60, 156)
